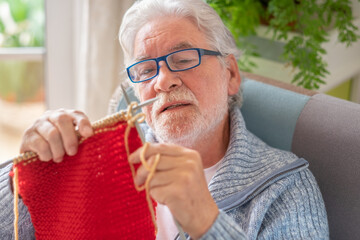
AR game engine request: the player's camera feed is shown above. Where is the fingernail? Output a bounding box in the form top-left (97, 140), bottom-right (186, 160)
top-left (54, 157), bottom-right (63, 163)
top-left (84, 126), bottom-right (93, 136)
top-left (68, 146), bottom-right (77, 156)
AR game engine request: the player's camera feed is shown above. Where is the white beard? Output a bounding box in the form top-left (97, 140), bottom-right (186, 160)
top-left (148, 85), bottom-right (228, 148)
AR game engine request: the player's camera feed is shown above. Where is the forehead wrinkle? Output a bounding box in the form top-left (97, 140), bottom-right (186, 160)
top-left (134, 26), bottom-right (168, 62)
top-left (168, 41), bottom-right (194, 52)
top-left (133, 38), bottom-right (154, 62)
top-left (133, 17), bottom-right (205, 64)
top-left (134, 41), bottom-right (195, 63)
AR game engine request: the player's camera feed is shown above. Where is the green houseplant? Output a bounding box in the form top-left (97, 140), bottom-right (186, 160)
top-left (207, 0), bottom-right (360, 90)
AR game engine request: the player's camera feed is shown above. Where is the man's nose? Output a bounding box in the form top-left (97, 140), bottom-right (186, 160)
top-left (153, 61), bottom-right (182, 93)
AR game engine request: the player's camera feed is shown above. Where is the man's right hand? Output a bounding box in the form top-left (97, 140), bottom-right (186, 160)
top-left (19, 109), bottom-right (93, 163)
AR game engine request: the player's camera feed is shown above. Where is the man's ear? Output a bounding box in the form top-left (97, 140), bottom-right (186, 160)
top-left (225, 54), bottom-right (241, 95)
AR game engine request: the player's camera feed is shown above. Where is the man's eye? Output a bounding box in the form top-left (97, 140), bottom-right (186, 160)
top-left (175, 58), bottom-right (195, 64)
top-left (179, 59), bottom-right (193, 63)
top-left (140, 68), bottom-right (155, 76)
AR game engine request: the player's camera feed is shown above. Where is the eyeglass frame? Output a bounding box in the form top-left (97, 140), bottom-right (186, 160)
top-left (126, 48), bottom-right (222, 83)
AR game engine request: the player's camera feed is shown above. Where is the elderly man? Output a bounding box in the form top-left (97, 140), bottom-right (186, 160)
top-left (0, 0), bottom-right (329, 239)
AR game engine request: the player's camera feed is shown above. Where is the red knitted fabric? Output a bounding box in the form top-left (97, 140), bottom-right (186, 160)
top-left (12, 120), bottom-right (156, 239)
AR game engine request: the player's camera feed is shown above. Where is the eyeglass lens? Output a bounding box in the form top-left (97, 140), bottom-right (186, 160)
top-left (129, 49), bottom-right (200, 82)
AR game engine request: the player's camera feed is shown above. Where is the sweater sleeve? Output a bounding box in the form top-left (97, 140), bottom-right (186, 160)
top-left (256, 169), bottom-right (329, 240)
top-left (199, 210), bottom-right (247, 240)
top-left (199, 169), bottom-right (328, 240)
top-left (0, 162), bottom-right (35, 240)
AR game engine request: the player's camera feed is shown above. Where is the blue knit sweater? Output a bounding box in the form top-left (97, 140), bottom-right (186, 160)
top-left (0, 107), bottom-right (328, 239)
top-left (145, 107), bottom-right (329, 240)
top-left (0, 163), bottom-right (34, 239)
top-left (191, 107), bottom-right (328, 239)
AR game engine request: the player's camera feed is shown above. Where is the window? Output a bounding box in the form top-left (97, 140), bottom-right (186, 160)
top-left (0, 0), bottom-right (45, 162)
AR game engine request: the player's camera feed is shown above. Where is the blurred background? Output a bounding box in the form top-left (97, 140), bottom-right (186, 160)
top-left (0, 0), bottom-right (45, 162)
top-left (0, 0), bottom-right (359, 163)
top-left (0, 0), bottom-right (134, 162)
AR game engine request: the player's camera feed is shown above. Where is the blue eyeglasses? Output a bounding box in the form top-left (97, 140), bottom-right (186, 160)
top-left (126, 48), bottom-right (222, 83)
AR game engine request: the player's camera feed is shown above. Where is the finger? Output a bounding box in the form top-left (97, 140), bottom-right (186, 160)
top-left (69, 110), bottom-right (93, 138)
top-left (148, 160), bottom-right (203, 191)
top-left (129, 143), bottom-right (189, 164)
top-left (48, 110), bottom-right (91, 157)
top-left (150, 154), bottom-right (186, 171)
top-left (133, 164), bottom-right (150, 187)
top-left (20, 130), bottom-right (53, 162)
top-left (36, 121), bottom-right (66, 162)
top-left (134, 154), bottom-right (185, 186)
top-left (148, 184), bottom-right (171, 205)
top-left (133, 154), bottom-right (158, 186)
top-left (147, 168), bottom-right (179, 189)
top-left (148, 180), bottom-right (184, 206)
top-left (49, 113), bottom-right (80, 157)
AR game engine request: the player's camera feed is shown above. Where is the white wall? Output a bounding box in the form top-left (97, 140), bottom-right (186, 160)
top-left (45, 0), bottom-right (76, 110)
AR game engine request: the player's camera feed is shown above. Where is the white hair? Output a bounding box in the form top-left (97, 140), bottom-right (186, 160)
top-left (119, 0), bottom-right (242, 107)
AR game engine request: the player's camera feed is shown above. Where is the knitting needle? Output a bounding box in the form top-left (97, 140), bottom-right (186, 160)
top-left (175, 219), bottom-right (187, 240)
top-left (120, 84), bottom-right (187, 240)
top-left (120, 84), bottom-right (146, 143)
top-left (133, 97), bottom-right (159, 112)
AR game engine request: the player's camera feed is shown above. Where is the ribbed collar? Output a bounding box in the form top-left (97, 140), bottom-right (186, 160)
top-left (208, 107), bottom-right (300, 203)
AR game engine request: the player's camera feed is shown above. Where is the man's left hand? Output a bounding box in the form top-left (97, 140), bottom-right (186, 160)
top-left (129, 143), bottom-right (219, 239)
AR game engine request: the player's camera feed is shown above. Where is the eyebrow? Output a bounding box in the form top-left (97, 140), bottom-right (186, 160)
top-left (134, 42), bottom-right (195, 62)
top-left (134, 54), bottom-right (150, 63)
top-left (168, 42), bottom-right (194, 52)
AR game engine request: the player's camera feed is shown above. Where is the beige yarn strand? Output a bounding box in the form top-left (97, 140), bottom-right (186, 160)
top-left (13, 166), bottom-right (19, 240)
top-left (124, 103), bottom-right (160, 234)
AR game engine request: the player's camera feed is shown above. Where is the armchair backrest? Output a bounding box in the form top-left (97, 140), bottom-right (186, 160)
top-left (241, 72), bottom-right (360, 240)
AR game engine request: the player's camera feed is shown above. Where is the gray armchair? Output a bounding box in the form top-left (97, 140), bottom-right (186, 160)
top-left (241, 72), bottom-right (360, 240)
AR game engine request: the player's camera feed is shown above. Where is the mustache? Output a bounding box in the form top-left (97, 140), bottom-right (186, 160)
top-left (151, 87), bottom-right (198, 114)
